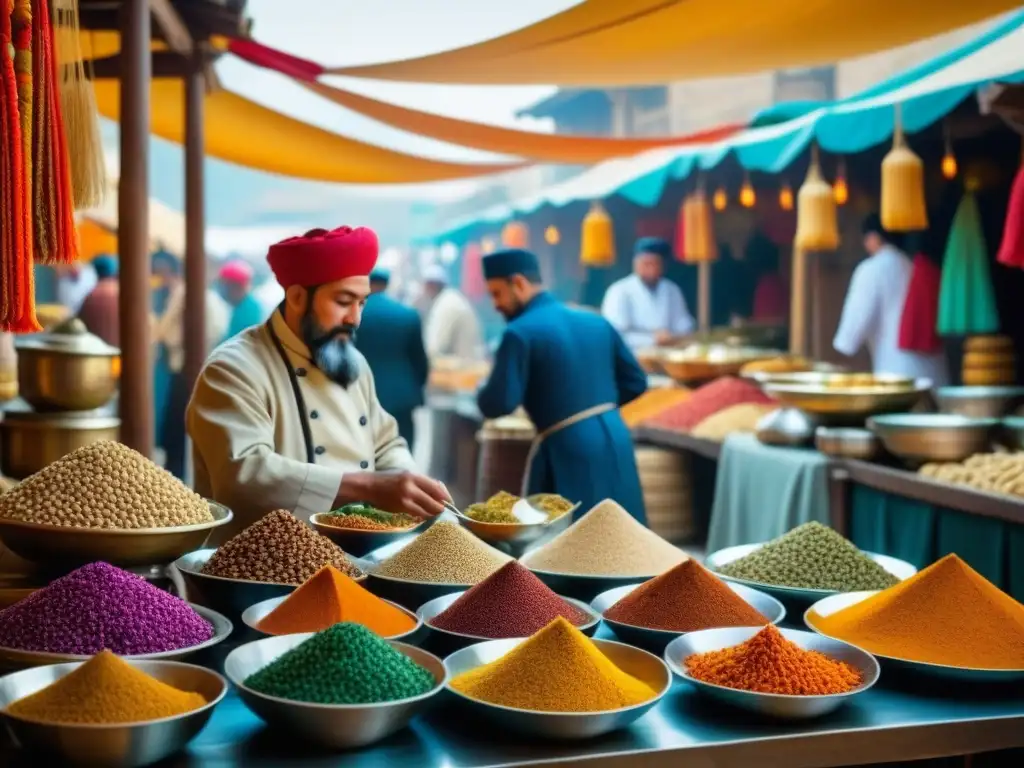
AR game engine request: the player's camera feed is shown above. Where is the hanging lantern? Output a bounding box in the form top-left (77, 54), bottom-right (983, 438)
top-left (795, 145), bottom-right (840, 252)
top-left (941, 122), bottom-right (958, 180)
top-left (544, 225), bottom-right (560, 245)
top-left (778, 182), bottom-right (794, 212)
top-left (739, 174), bottom-right (756, 208)
top-left (881, 104), bottom-right (928, 232)
top-left (481, 236), bottom-right (497, 254)
top-left (713, 185), bottom-right (728, 211)
top-left (580, 201), bottom-right (615, 267)
top-left (833, 158), bottom-right (849, 206)
top-left (684, 188), bottom-right (718, 263)
top-left (501, 220), bottom-right (530, 248)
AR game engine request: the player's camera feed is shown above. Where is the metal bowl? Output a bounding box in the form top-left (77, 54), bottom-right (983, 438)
top-left (520, 567), bottom-right (652, 603)
top-left (814, 427), bottom-right (880, 461)
top-left (172, 548), bottom-right (366, 623)
top-left (417, 591), bottom-right (600, 655)
top-left (0, 405), bottom-right (121, 480)
top-left (443, 637), bottom-right (670, 739)
top-left (0, 501), bottom-right (233, 568)
top-left (755, 407), bottom-right (816, 447)
top-left (1001, 416), bottom-right (1024, 451)
top-left (867, 413), bottom-right (999, 466)
top-left (705, 543), bottom-right (917, 612)
top-left (309, 513), bottom-right (426, 558)
top-left (660, 346), bottom-right (777, 385)
top-left (805, 591), bottom-right (1024, 682)
top-left (0, 659), bottom-right (226, 767)
top-left (241, 595), bottom-right (423, 643)
top-left (454, 500), bottom-right (578, 558)
top-left (590, 581), bottom-right (786, 654)
top-left (223, 633), bottom-right (446, 749)
top-left (664, 626), bottom-right (879, 719)
top-left (935, 386), bottom-right (1024, 419)
top-left (0, 604), bottom-right (232, 670)
top-left (761, 373), bottom-right (930, 420)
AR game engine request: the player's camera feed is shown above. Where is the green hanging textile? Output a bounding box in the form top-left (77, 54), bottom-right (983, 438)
top-left (937, 192), bottom-right (1000, 336)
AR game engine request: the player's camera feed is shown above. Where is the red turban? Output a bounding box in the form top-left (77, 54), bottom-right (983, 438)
top-left (267, 226), bottom-right (378, 288)
top-left (218, 259), bottom-right (253, 285)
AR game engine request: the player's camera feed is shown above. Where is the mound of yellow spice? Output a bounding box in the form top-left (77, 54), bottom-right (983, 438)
top-left (5, 650), bottom-right (207, 724)
top-left (449, 617), bottom-right (657, 712)
top-left (810, 554), bottom-right (1024, 669)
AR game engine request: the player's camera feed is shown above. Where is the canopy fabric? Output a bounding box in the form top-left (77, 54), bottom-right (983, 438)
top-left (324, 0), bottom-right (1019, 86)
top-left (91, 79), bottom-right (523, 184)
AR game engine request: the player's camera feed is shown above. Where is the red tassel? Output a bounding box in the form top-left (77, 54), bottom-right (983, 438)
top-left (997, 164), bottom-right (1024, 269)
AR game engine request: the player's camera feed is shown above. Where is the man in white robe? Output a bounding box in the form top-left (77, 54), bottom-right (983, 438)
top-left (422, 264), bottom-right (483, 362)
top-left (187, 226), bottom-right (450, 537)
top-left (601, 237), bottom-right (695, 351)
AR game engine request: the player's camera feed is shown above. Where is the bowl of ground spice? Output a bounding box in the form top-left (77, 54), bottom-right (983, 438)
top-left (224, 623), bottom-right (446, 749)
top-left (665, 625), bottom-right (878, 719)
top-left (444, 616), bottom-right (669, 739)
top-left (805, 554), bottom-right (1024, 681)
top-left (458, 493), bottom-right (578, 555)
top-left (591, 559), bottom-right (785, 653)
top-left (0, 651), bottom-right (226, 766)
top-left (310, 503), bottom-right (427, 557)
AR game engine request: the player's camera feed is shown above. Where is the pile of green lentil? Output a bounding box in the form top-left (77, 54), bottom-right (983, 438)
top-left (244, 623), bottom-right (436, 705)
top-left (716, 522), bottom-right (900, 592)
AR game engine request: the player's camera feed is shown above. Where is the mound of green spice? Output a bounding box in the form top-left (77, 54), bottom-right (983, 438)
top-left (244, 623), bottom-right (436, 704)
top-left (717, 522), bottom-right (900, 592)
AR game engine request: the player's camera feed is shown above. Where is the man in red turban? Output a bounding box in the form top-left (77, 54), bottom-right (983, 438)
top-left (187, 226), bottom-right (450, 537)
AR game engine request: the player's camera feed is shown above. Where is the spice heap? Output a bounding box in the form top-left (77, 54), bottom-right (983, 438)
top-left (0, 562), bottom-right (213, 655)
top-left (318, 503), bottom-right (420, 531)
top-left (685, 625), bottom-right (862, 695)
top-left (429, 562), bottom-right (589, 638)
top-left (620, 387), bottom-right (690, 427)
top-left (646, 377), bottom-right (775, 433)
top-left (376, 521), bottom-right (511, 584)
top-left (202, 510), bottom-right (362, 584)
top-left (0, 441), bottom-right (212, 529)
top-left (256, 565), bottom-right (415, 637)
top-left (450, 617), bottom-right (657, 712)
top-left (244, 623), bottom-right (435, 704)
top-left (5, 650), bottom-right (207, 724)
top-left (717, 522), bottom-right (899, 592)
top-left (920, 453), bottom-right (1024, 498)
top-left (521, 499), bottom-right (687, 577)
top-left (691, 403), bottom-right (778, 441)
top-left (810, 554), bottom-right (1024, 669)
top-left (606, 560), bottom-right (769, 632)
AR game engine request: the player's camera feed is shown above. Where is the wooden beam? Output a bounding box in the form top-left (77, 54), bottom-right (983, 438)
top-left (90, 51), bottom-right (189, 79)
top-left (80, 2), bottom-right (247, 39)
top-left (183, 48), bottom-right (207, 397)
top-left (149, 0), bottom-right (193, 56)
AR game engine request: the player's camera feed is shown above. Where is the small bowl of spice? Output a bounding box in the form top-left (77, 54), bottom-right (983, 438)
top-left (311, 503), bottom-right (427, 557)
top-left (457, 492), bottom-right (578, 557)
top-left (665, 625), bottom-right (878, 720)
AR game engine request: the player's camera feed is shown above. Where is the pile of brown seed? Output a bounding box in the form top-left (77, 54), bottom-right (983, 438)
top-left (0, 441), bottom-right (213, 529)
top-left (201, 510), bottom-right (363, 584)
top-left (376, 521), bottom-right (511, 584)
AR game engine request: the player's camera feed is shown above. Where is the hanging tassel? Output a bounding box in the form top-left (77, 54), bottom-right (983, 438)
top-left (996, 141), bottom-right (1024, 269)
top-left (31, 0), bottom-right (78, 265)
top-left (795, 145), bottom-right (839, 252)
top-left (53, 0), bottom-right (105, 208)
top-left (580, 201), bottom-right (615, 267)
top-left (881, 104), bottom-right (928, 232)
top-left (685, 186), bottom-right (717, 263)
top-left (501, 220), bottom-right (529, 249)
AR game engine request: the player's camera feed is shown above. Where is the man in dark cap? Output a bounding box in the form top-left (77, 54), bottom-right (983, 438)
top-left (601, 237), bottom-right (695, 352)
top-left (477, 248), bottom-right (649, 523)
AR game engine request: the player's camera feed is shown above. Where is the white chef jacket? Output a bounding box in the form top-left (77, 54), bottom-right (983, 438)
top-left (601, 274), bottom-right (695, 351)
top-left (186, 311), bottom-right (416, 540)
top-left (833, 246), bottom-right (950, 385)
top-left (424, 287), bottom-right (483, 361)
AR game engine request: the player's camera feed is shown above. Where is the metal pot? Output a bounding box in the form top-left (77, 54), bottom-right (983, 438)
top-left (0, 404), bottom-right (120, 480)
top-left (15, 317), bottom-right (120, 412)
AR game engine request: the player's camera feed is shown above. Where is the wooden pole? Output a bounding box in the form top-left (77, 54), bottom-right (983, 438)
top-left (697, 261), bottom-right (711, 332)
top-left (789, 247), bottom-right (808, 356)
top-left (183, 48), bottom-right (206, 394)
top-left (117, 0), bottom-right (153, 454)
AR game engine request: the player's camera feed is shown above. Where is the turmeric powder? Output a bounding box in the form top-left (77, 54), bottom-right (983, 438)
top-left (620, 387), bottom-right (690, 427)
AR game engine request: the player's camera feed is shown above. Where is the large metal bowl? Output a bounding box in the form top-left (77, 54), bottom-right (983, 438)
top-left (591, 581), bottom-right (785, 654)
top-left (443, 637), bottom-right (670, 739)
top-left (760, 373), bottom-right (930, 420)
top-left (241, 595), bottom-right (423, 643)
top-left (519, 567), bottom-right (652, 604)
top-left (664, 626), bottom-right (879, 719)
top-left (0, 501), bottom-right (233, 568)
top-left (805, 591), bottom-right (1024, 682)
top-left (224, 633), bottom-right (446, 749)
top-left (705, 543), bottom-right (917, 612)
top-left (660, 346), bottom-right (777, 385)
top-left (0, 604), bottom-right (232, 670)
top-left (1003, 416), bottom-right (1024, 451)
top-left (454, 500), bottom-right (577, 558)
top-left (935, 386), bottom-right (1024, 419)
top-left (0, 659), bottom-right (226, 767)
top-left (417, 591), bottom-right (601, 655)
top-left (309, 513), bottom-right (426, 558)
top-left (867, 413), bottom-right (999, 466)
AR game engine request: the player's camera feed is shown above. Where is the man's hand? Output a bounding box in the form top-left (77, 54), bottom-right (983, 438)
top-left (337, 472), bottom-right (451, 520)
top-left (654, 330), bottom-right (674, 346)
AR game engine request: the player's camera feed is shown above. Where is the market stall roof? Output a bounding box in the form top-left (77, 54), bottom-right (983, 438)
top-left (323, 0), bottom-right (1019, 86)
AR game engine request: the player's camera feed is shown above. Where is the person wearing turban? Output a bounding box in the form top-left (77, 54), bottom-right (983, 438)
top-left (600, 237), bottom-right (695, 352)
top-left (477, 248), bottom-right (649, 523)
top-left (217, 259), bottom-right (265, 343)
top-left (187, 226), bottom-right (450, 537)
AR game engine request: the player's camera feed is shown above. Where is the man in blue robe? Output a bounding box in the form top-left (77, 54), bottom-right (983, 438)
top-left (354, 268), bottom-right (429, 450)
top-left (477, 248), bottom-right (649, 522)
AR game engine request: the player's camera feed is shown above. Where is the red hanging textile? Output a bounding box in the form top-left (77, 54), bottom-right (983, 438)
top-left (898, 253), bottom-right (943, 354)
top-left (228, 37), bottom-right (324, 82)
top-left (460, 242), bottom-right (486, 300)
top-left (996, 164), bottom-right (1024, 269)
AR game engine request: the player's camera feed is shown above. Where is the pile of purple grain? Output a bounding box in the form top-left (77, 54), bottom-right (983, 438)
top-left (0, 562), bottom-right (214, 655)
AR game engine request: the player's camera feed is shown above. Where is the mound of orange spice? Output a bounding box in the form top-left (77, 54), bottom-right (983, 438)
top-left (684, 625), bottom-right (861, 695)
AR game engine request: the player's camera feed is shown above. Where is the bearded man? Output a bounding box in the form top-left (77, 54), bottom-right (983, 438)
top-left (187, 226), bottom-right (449, 539)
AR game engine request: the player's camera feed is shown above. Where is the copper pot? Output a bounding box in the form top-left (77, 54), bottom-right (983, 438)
top-left (0, 406), bottom-right (120, 480)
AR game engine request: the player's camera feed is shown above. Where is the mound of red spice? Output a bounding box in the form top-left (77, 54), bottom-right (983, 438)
top-left (646, 377), bottom-right (774, 432)
top-left (605, 559), bottom-right (769, 632)
top-left (429, 561), bottom-right (589, 638)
